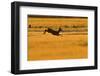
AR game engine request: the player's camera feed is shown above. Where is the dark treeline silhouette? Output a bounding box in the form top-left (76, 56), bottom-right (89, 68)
top-left (63, 25), bottom-right (87, 28)
top-left (28, 25), bottom-right (87, 29)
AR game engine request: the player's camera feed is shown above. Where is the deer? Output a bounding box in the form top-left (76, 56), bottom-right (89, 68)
top-left (44, 27), bottom-right (62, 36)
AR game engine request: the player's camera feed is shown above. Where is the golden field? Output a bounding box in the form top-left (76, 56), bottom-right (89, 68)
top-left (28, 16), bottom-right (88, 61)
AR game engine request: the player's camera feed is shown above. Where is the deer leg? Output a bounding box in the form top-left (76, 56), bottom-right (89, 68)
top-left (43, 30), bottom-right (47, 34)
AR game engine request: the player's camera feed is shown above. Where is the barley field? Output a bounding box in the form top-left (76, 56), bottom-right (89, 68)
top-left (27, 15), bottom-right (88, 61)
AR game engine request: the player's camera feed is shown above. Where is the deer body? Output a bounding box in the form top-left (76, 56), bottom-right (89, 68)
top-left (44, 28), bottom-right (62, 36)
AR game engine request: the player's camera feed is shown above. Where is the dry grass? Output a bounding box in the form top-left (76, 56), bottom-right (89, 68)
top-left (28, 32), bottom-right (88, 61)
top-left (28, 16), bottom-right (88, 61)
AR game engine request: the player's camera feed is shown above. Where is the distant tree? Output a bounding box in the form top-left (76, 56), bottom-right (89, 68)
top-left (29, 25), bottom-right (32, 28)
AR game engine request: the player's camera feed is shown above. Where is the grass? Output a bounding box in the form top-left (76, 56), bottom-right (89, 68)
top-left (27, 16), bottom-right (88, 61)
top-left (28, 31), bottom-right (88, 61)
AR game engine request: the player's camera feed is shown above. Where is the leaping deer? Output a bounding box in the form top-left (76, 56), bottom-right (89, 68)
top-left (44, 27), bottom-right (62, 36)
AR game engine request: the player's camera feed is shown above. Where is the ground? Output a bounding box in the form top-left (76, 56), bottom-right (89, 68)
top-left (27, 16), bottom-right (88, 61)
top-left (28, 32), bottom-right (88, 61)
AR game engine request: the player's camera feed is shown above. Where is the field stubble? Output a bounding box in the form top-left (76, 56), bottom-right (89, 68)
top-left (28, 32), bottom-right (88, 61)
